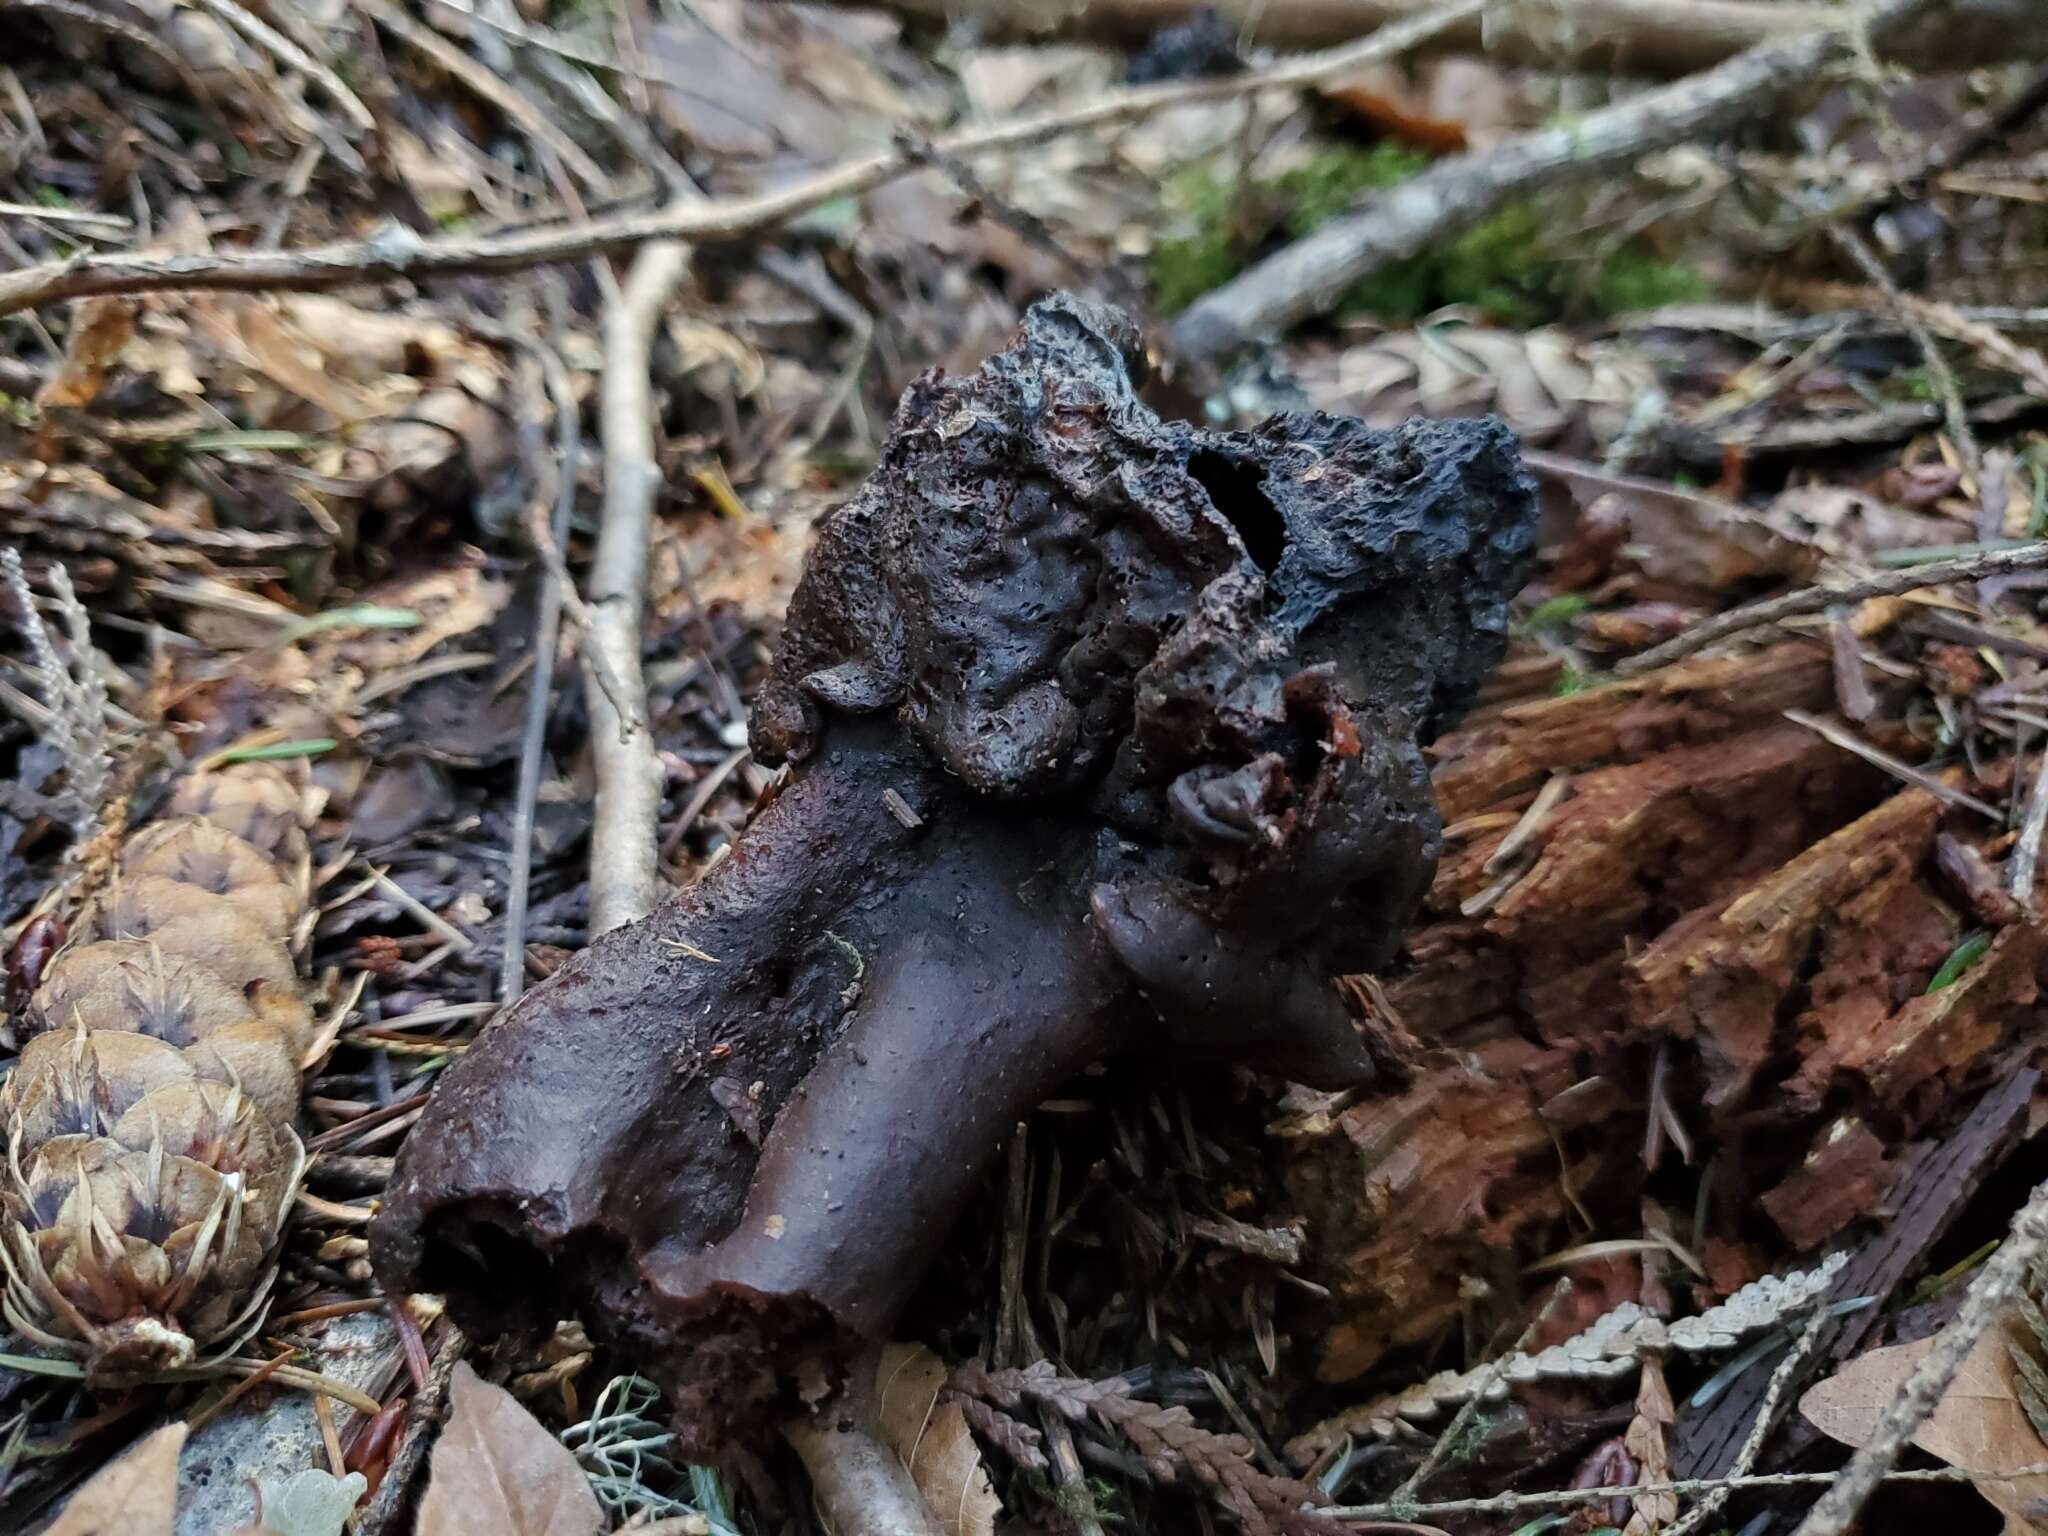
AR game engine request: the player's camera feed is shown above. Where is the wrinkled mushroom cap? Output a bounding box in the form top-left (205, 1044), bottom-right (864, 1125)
top-left (754, 296), bottom-right (1534, 810)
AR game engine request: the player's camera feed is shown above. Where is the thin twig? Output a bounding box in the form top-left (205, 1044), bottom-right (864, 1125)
top-left (501, 293), bottom-right (579, 1004)
top-left (523, 490), bottom-right (639, 737)
top-left (1482, 773), bottom-right (1569, 875)
top-left (1170, 0), bottom-right (1948, 357)
top-left (197, 0), bottom-right (374, 130)
top-left (1663, 1302), bottom-right (1831, 1536)
top-left (1790, 1178), bottom-right (2048, 1536)
top-left (1395, 1280), bottom-right (1572, 1501)
top-left (1616, 540), bottom-right (2048, 676)
top-left (421, 0), bottom-right (664, 82)
top-left (2012, 750), bottom-right (2048, 903)
top-left (1335, 1458), bottom-right (2048, 1522)
top-left (362, 0), bottom-right (616, 198)
top-left (1782, 709), bottom-right (2002, 821)
top-left (0, 201), bottom-right (130, 231)
top-left (0, 0), bottom-right (1484, 316)
top-left (893, 129), bottom-right (1125, 305)
top-left (191, 0), bottom-right (375, 166)
top-left (798, 0), bottom-right (2041, 74)
top-left (1827, 222), bottom-right (1981, 481)
top-left (1894, 292), bottom-right (2048, 399)
top-left (362, 864), bottom-right (478, 952)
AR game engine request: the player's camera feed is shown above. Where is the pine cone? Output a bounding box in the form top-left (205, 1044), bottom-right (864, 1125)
top-left (2, 766), bottom-right (315, 1380)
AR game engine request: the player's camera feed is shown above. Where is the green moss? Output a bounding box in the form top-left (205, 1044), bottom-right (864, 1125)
top-left (1277, 142), bottom-right (1427, 234)
top-left (1520, 593), bottom-right (1589, 633)
top-left (1149, 142), bottom-right (1711, 326)
top-left (1149, 164), bottom-right (1249, 316)
top-left (1551, 663), bottom-right (1599, 697)
top-left (1593, 246), bottom-right (1712, 315)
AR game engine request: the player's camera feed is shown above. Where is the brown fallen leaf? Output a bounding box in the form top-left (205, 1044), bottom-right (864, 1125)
top-left (1624, 1356), bottom-right (1677, 1536)
top-left (34, 295), bottom-right (135, 413)
top-left (45, 1422), bottom-right (186, 1536)
top-left (875, 1344), bottom-right (1001, 1536)
top-left (1800, 1316), bottom-right (2048, 1532)
top-left (416, 1362), bottom-right (603, 1536)
top-left (30, 294), bottom-right (136, 460)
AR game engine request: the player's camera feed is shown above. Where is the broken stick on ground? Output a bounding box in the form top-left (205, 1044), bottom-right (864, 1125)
top-left (1169, 0), bottom-right (1948, 357)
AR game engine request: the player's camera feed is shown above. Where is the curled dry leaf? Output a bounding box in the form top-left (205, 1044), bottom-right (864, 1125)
top-left (1799, 1315), bottom-right (2048, 1532)
top-left (416, 1362), bottom-right (604, 1536)
top-left (1623, 1356), bottom-right (1677, 1536)
top-left (31, 294), bottom-right (137, 458)
top-left (875, 1344), bottom-right (1002, 1536)
top-left (45, 1421), bottom-right (185, 1536)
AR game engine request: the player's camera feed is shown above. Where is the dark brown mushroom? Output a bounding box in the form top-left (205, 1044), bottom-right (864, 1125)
top-left (369, 296), bottom-right (1537, 1456)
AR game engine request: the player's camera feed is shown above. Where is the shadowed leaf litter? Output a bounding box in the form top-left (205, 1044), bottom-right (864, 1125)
top-left (11, 2), bottom-right (2048, 1534)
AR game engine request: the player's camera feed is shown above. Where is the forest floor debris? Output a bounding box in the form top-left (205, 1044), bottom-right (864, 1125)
top-left (11, 1), bottom-right (2048, 1534)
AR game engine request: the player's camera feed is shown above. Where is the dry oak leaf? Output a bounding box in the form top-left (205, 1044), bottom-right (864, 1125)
top-left (875, 1343), bottom-right (1002, 1536)
top-left (1800, 1317), bottom-right (2048, 1532)
top-left (45, 1422), bottom-right (185, 1536)
top-left (416, 1362), bottom-right (604, 1536)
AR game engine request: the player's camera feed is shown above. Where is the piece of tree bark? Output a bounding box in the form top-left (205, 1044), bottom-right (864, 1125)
top-left (370, 296), bottom-right (1539, 1456)
top-left (1626, 791), bottom-right (1944, 1118)
top-left (801, 0), bottom-right (2046, 77)
top-left (1168, 0), bottom-right (1949, 360)
top-left (1676, 1069), bottom-right (2037, 1478)
top-left (1430, 641), bottom-right (1836, 822)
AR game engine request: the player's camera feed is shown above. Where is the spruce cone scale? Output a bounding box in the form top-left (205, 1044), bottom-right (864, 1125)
top-left (2, 764), bottom-right (316, 1382)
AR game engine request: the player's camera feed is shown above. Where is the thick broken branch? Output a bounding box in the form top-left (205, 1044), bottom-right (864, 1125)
top-left (370, 296), bottom-right (1537, 1456)
top-left (1169, 0), bottom-right (1948, 359)
top-left (0, 1), bottom-right (1478, 318)
top-left (584, 244), bottom-right (684, 938)
top-left (794, 0), bottom-right (2044, 76)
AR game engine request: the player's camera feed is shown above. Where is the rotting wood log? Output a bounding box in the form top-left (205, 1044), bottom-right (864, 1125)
top-left (1279, 618), bottom-right (2048, 1385)
top-left (1429, 641), bottom-right (1835, 823)
top-left (1627, 790), bottom-right (1945, 1118)
top-left (1281, 714), bottom-right (1895, 1381)
top-left (1273, 1031), bottom-right (1613, 1381)
top-left (369, 295), bottom-right (1539, 1456)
